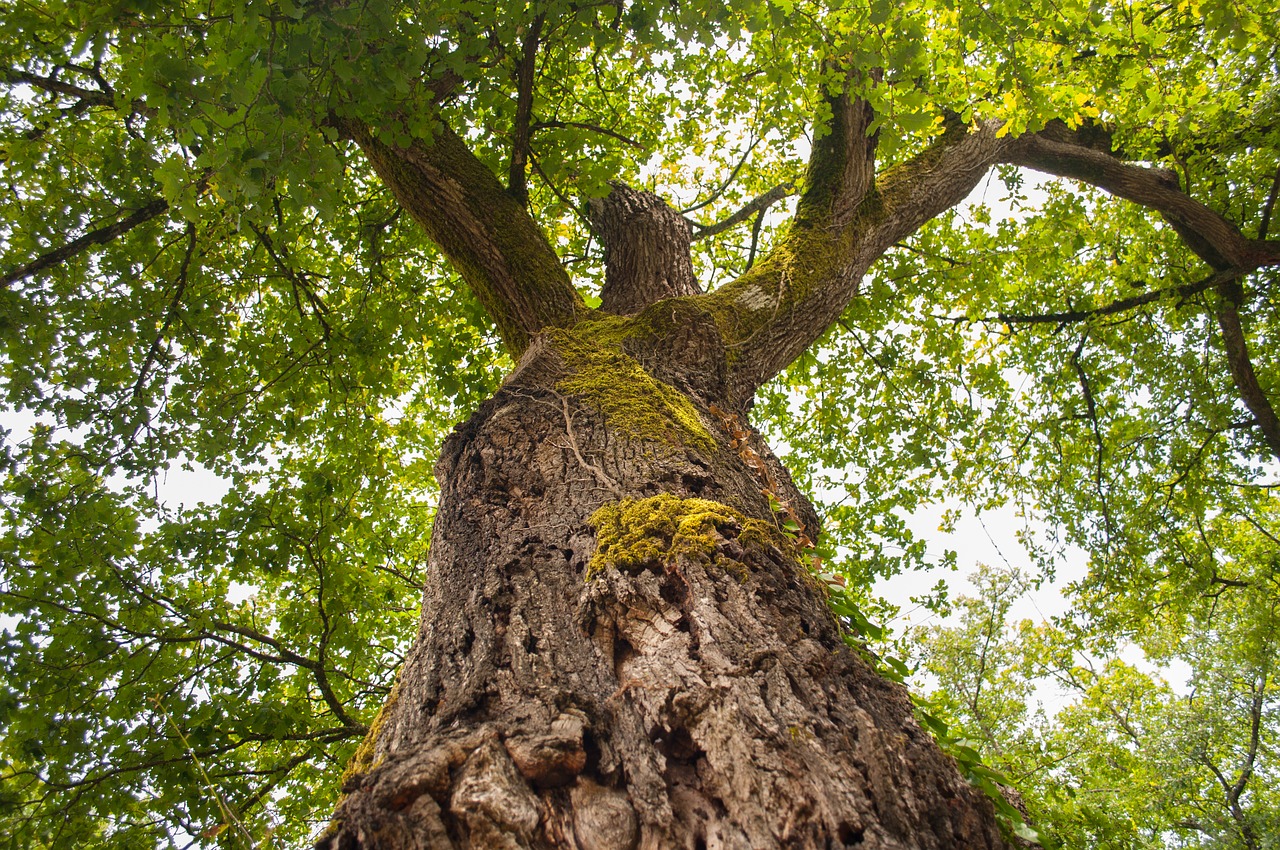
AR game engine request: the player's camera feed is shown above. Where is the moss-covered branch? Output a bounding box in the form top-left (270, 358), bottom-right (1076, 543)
top-left (707, 111), bottom-right (1007, 402)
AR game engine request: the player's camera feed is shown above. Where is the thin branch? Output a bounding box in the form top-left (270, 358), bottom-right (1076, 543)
top-left (1071, 334), bottom-right (1118, 544)
top-left (528, 147), bottom-right (583, 220)
top-left (205, 620), bottom-right (323, 672)
top-left (1, 67), bottom-right (114, 107)
top-left (1227, 670), bottom-right (1267, 810)
top-left (744, 209), bottom-right (765, 272)
top-left (1005, 121), bottom-right (1280, 270)
top-left (691, 181), bottom-right (794, 242)
top-left (248, 222), bottom-right (332, 339)
top-left (308, 542), bottom-right (363, 730)
top-left (679, 138), bottom-right (761, 214)
top-left (508, 14), bottom-right (544, 206)
top-left (130, 222), bottom-right (197, 404)
top-left (531, 119), bottom-right (641, 149)
top-left (988, 268), bottom-right (1238, 325)
top-left (1259, 162), bottom-right (1280, 241)
top-left (3, 199), bottom-right (170, 289)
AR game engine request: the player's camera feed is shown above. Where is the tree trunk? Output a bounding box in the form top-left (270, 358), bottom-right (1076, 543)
top-left (318, 266), bottom-right (1011, 849)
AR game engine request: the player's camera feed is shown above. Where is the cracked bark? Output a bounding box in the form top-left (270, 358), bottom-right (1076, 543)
top-left (322, 109), bottom-right (1013, 843)
top-left (321, 334), bottom-right (1010, 848)
top-left (314, 67), bottom-right (1041, 848)
top-left (589, 183), bottom-right (703, 316)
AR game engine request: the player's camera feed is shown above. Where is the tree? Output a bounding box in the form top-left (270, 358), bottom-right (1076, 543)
top-left (913, 549), bottom-right (1279, 849)
top-left (1, 0), bottom-right (1277, 847)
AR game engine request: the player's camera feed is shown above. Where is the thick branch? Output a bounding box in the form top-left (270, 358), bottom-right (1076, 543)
top-left (589, 183), bottom-right (700, 315)
top-left (1005, 122), bottom-right (1280, 270)
top-left (3, 198), bottom-right (170, 289)
top-left (339, 117), bottom-right (582, 354)
top-left (794, 67), bottom-right (877, 228)
top-left (1, 67), bottom-right (114, 107)
top-left (708, 115), bottom-right (1007, 402)
top-left (1216, 280), bottom-right (1280, 462)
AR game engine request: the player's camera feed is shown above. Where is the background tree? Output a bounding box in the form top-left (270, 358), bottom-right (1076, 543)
top-left (913, 547), bottom-right (1279, 849)
top-left (0, 0), bottom-right (1277, 847)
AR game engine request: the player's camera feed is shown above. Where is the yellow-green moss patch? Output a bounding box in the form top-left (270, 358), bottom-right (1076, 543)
top-left (339, 677), bottom-right (401, 789)
top-left (589, 495), bottom-right (748, 576)
top-left (589, 495), bottom-right (810, 579)
top-left (547, 320), bottom-right (715, 453)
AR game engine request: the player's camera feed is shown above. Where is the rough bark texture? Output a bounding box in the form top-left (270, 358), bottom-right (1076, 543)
top-left (316, 73), bottom-right (1082, 848)
top-left (320, 290), bottom-right (1011, 848)
top-left (589, 184), bottom-right (703, 316)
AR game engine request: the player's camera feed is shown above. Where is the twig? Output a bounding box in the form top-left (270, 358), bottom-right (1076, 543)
top-left (151, 696), bottom-right (265, 847)
top-left (531, 119), bottom-right (641, 149)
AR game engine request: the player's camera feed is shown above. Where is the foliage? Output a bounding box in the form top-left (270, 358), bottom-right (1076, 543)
top-left (911, 557), bottom-right (1279, 849)
top-left (0, 0), bottom-right (1277, 846)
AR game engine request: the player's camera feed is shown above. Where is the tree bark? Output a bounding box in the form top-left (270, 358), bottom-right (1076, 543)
top-left (321, 84), bottom-right (1019, 844)
top-left (589, 183), bottom-right (703, 315)
top-left (320, 284), bottom-right (1011, 848)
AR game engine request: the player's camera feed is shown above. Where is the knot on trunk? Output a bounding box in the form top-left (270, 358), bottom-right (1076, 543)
top-left (588, 183), bottom-right (701, 315)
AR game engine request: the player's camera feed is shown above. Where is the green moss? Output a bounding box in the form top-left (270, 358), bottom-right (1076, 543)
top-left (321, 678), bottom-right (402, 840)
top-left (738, 517), bottom-right (788, 552)
top-left (700, 222), bottom-right (855, 363)
top-left (547, 319), bottom-right (715, 453)
top-left (339, 677), bottom-right (401, 789)
top-left (589, 494), bottom-right (746, 576)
